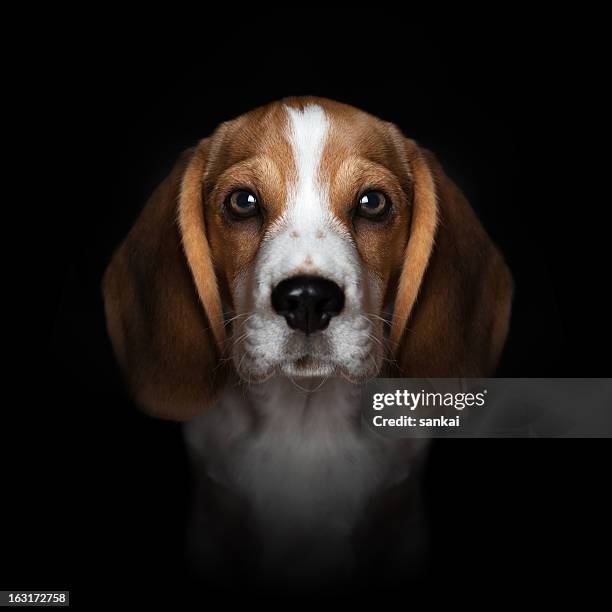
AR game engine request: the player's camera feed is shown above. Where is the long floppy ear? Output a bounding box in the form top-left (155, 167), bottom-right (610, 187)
top-left (389, 140), bottom-right (513, 376)
top-left (102, 140), bottom-right (226, 420)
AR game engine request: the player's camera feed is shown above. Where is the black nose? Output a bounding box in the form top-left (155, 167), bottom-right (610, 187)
top-left (271, 275), bottom-right (345, 334)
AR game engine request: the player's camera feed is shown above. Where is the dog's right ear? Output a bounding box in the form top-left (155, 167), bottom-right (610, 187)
top-left (102, 140), bottom-right (227, 420)
top-left (389, 139), bottom-right (513, 376)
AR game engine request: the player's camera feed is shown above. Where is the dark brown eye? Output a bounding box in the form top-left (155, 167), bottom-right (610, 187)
top-left (226, 190), bottom-right (259, 218)
top-left (356, 191), bottom-right (389, 220)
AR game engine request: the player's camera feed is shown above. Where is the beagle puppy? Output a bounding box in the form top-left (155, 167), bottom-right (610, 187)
top-left (103, 97), bottom-right (512, 588)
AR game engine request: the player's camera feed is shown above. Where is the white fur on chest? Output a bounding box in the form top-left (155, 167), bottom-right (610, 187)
top-left (184, 377), bottom-right (421, 552)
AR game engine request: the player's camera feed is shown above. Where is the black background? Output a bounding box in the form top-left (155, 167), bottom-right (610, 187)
top-left (4, 13), bottom-right (611, 606)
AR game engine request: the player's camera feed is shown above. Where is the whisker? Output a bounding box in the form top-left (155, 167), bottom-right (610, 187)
top-left (223, 312), bottom-right (251, 327)
top-left (361, 312), bottom-right (392, 325)
top-left (363, 332), bottom-right (384, 348)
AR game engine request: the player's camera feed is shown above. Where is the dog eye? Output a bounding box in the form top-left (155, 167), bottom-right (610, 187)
top-left (226, 190), bottom-right (259, 218)
top-left (356, 191), bottom-right (389, 220)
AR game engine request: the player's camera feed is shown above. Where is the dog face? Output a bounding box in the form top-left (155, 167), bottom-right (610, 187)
top-left (202, 101), bottom-right (413, 383)
top-left (103, 97), bottom-right (513, 419)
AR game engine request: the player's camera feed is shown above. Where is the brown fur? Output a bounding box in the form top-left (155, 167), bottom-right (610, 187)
top-left (102, 149), bottom-right (226, 420)
top-left (393, 147), bottom-right (513, 375)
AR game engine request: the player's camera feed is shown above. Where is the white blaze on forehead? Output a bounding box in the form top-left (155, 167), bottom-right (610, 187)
top-left (258, 103), bottom-right (357, 292)
top-left (284, 104), bottom-right (331, 226)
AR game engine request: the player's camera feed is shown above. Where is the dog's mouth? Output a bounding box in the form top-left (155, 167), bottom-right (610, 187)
top-left (280, 354), bottom-right (382, 383)
top-left (229, 311), bottom-right (385, 384)
top-left (281, 355), bottom-right (336, 379)
top-left (234, 349), bottom-right (381, 385)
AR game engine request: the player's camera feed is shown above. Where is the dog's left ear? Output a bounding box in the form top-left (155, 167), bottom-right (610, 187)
top-left (102, 140), bottom-right (227, 420)
top-left (389, 139), bottom-right (513, 376)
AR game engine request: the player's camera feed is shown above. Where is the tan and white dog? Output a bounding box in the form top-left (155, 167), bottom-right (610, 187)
top-left (103, 97), bottom-right (512, 586)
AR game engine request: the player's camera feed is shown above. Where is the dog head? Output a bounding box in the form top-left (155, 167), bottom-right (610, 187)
top-left (103, 97), bottom-right (513, 419)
